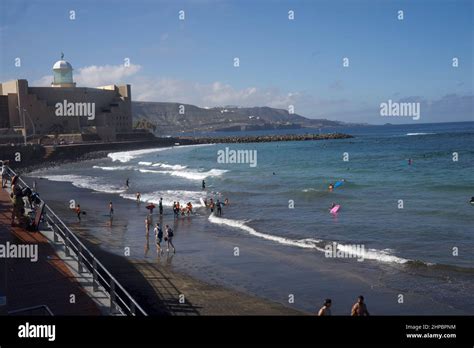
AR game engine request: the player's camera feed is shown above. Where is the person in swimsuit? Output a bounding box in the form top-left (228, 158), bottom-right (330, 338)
top-left (351, 295), bottom-right (370, 316)
top-left (145, 216), bottom-right (151, 236)
top-left (75, 204), bottom-right (81, 222)
top-left (318, 299), bottom-right (332, 316)
top-left (136, 192), bottom-right (141, 204)
top-left (109, 201), bottom-right (114, 217)
top-left (159, 197), bottom-right (163, 215)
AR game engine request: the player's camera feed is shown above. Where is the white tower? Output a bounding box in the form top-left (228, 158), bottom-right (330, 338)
top-left (51, 53), bottom-right (76, 87)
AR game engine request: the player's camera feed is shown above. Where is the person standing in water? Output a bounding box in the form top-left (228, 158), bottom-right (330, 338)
top-left (216, 199), bottom-right (222, 216)
top-left (164, 225), bottom-right (176, 253)
top-left (209, 198), bottom-right (215, 214)
top-left (351, 295), bottom-right (370, 316)
top-left (154, 223), bottom-right (163, 254)
top-left (202, 180), bottom-right (206, 190)
top-left (136, 192), bottom-right (141, 204)
top-left (75, 204), bottom-right (81, 222)
top-left (145, 216), bottom-right (151, 236)
top-left (126, 178), bottom-right (129, 188)
top-left (159, 197), bottom-right (163, 215)
top-left (109, 201), bottom-right (114, 217)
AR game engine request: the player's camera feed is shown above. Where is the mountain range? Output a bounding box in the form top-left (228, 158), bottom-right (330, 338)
top-left (132, 101), bottom-right (365, 134)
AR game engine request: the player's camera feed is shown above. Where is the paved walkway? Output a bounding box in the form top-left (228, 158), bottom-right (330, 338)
top-left (0, 187), bottom-right (100, 315)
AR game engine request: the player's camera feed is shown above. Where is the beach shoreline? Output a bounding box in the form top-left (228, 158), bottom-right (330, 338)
top-left (20, 171), bottom-right (308, 315)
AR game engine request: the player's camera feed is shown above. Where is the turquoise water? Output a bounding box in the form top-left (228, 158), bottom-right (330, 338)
top-left (30, 122), bottom-right (474, 314)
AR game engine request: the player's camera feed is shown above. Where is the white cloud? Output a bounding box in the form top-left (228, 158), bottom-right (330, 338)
top-left (29, 64), bottom-right (370, 119)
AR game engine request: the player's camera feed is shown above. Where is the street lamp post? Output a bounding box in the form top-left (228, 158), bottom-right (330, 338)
top-left (16, 106), bottom-right (27, 145)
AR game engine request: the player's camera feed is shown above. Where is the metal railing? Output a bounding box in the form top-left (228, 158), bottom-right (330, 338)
top-left (5, 166), bottom-right (147, 316)
top-left (9, 304), bottom-right (54, 316)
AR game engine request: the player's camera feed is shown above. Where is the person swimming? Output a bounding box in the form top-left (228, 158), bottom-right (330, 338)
top-left (328, 183), bottom-right (334, 191)
top-left (470, 197), bottom-right (474, 205)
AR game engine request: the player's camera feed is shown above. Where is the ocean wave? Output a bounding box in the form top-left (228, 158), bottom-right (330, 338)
top-left (138, 168), bottom-right (228, 181)
top-left (208, 215), bottom-right (410, 264)
top-left (108, 147), bottom-right (173, 162)
top-left (93, 165), bottom-right (134, 171)
top-left (35, 174), bottom-right (126, 194)
top-left (121, 190), bottom-right (205, 207)
top-left (108, 144), bottom-right (214, 163)
top-left (152, 162), bottom-right (187, 170)
top-left (405, 132), bottom-right (436, 136)
top-left (138, 161), bottom-right (153, 166)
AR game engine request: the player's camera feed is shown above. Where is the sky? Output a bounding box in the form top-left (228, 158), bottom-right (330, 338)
top-left (0, 0), bottom-right (472, 124)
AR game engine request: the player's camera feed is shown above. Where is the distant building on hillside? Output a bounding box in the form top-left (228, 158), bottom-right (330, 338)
top-left (0, 54), bottom-right (135, 143)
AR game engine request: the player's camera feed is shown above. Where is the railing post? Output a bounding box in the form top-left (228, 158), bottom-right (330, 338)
top-left (64, 230), bottom-right (70, 257)
top-left (110, 279), bottom-right (116, 314)
top-left (53, 225), bottom-right (59, 244)
top-left (77, 244), bottom-right (83, 273)
top-left (92, 259), bottom-right (98, 292)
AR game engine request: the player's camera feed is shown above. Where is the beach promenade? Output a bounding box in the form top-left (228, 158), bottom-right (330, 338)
top-left (0, 188), bottom-right (100, 315)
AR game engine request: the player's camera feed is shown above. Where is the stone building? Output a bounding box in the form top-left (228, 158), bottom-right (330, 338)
top-left (0, 55), bottom-right (133, 142)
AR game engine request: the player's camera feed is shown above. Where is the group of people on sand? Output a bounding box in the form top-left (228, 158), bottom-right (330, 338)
top-left (317, 295), bottom-right (370, 316)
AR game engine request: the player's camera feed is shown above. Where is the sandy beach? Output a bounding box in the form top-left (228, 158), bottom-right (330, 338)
top-left (20, 170), bottom-right (306, 315)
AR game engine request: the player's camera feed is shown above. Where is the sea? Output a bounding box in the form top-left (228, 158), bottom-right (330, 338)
top-left (27, 122), bottom-right (474, 314)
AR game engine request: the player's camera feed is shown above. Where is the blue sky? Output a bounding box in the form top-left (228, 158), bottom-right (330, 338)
top-left (1, 0), bottom-right (472, 124)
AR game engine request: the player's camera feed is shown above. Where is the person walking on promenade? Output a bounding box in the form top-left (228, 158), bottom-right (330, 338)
top-left (1, 161), bottom-right (8, 189)
top-left (318, 299), bottom-right (332, 316)
top-left (351, 295), bottom-right (370, 316)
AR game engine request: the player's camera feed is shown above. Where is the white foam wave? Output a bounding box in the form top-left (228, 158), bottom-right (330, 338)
top-left (108, 147), bottom-right (172, 162)
top-left (138, 161), bottom-right (153, 166)
top-left (208, 215), bottom-right (410, 264)
top-left (93, 165), bottom-right (134, 171)
top-left (208, 215), bottom-right (326, 250)
top-left (405, 132), bottom-right (435, 136)
top-left (152, 163), bottom-right (187, 170)
top-left (35, 174), bottom-right (126, 194)
top-left (108, 144), bottom-right (214, 163)
top-left (138, 168), bottom-right (228, 181)
top-left (121, 190), bottom-right (205, 207)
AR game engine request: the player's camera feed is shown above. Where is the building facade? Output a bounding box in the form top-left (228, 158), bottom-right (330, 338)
top-left (0, 56), bottom-right (133, 142)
